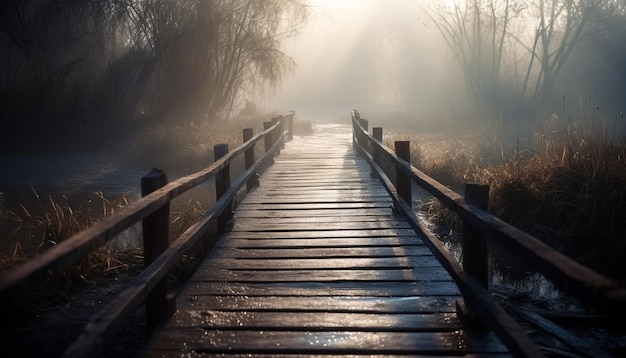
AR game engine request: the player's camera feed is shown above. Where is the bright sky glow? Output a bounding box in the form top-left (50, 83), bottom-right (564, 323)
top-left (266, 0), bottom-right (457, 121)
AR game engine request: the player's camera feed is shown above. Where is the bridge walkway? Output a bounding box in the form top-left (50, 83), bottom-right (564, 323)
top-left (144, 124), bottom-right (508, 356)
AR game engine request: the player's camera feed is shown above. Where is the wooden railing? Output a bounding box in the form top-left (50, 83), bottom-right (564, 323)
top-left (0, 111), bottom-right (295, 357)
top-left (352, 110), bottom-right (626, 357)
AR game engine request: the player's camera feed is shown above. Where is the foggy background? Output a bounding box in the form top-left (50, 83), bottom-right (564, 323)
top-left (0, 0), bottom-right (625, 150)
top-left (268, 0), bottom-right (626, 130)
top-left (267, 0), bottom-right (462, 126)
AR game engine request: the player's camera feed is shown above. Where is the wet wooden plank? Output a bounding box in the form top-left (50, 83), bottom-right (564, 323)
top-left (231, 220), bottom-right (412, 231)
top-left (258, 175), bottom-right (372, 182)
top-left (166, 311), bottom-right (461, 330)
top-left (222, 229), bottom-right (421, 239)
top-left (182, 281), bottom-right (461, 297)
top-left (172, 295), bottom-right (458, 313)
top-left (208, 246), bottom-right (435, 259)
top-left (235, 214), bottom-right (400, 222)
top-left (237, 202), bottom-right (394, 210)
top-left (147, 354), bottom-right (511, 358)
top-left (255, 187), bottom-right (381, 194)
top-left (262, 169), bottom-right (369, 175)
top-left (215, 237), bottom-right (423, 248)
top-left (147, 329), bottom-right (508, 355)
top-left (233, 214), bottom-right (397, 223)
top-left (248, 194), bottom-right (390, 202)
top-left (194, 268), bottom-right (454, 283)
top-left (255, 186), bottom-right (382, 193)
top-left (144, 124), bottom-right (507, 357)
top-left (234, 209), bottom-right (394, 218)
top-left (195, 256), bottom-right (444, 269)
top-left (241, 195), bottom-right (392, 204)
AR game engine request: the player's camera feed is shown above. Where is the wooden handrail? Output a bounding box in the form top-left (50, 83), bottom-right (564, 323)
top-left (63, 138), bottom-right (284, 357)
top-left (0, 111), bottom-right (294, 356)
top-left (352, 111), bottom-right (626, 313)
top-left (352, 110), bottom-right (626, 356)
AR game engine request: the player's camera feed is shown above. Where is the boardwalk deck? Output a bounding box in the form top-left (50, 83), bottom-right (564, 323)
top-left (144, 124), bottom-right (509, 356)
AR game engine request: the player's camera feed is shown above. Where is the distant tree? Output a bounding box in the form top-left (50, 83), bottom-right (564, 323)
top-left (426, 0), bottom-right (521, 116)
top-left (101, 0), bottom-right (307, 122)
top-left (425, 0), bottom-right (619, 121)
top-left (0, 0), bottom-right (306, 134)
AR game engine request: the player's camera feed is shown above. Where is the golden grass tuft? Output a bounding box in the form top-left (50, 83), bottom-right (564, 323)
top-left (395, 115), bottom-right (626, 281)
top-left (2, 191), bottom-right (131, 285)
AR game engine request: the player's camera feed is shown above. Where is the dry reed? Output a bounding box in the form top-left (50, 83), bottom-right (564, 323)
top-left (395, 115), bottom-right (626, 281)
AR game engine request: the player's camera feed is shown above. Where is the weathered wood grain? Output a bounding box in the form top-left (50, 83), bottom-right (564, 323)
top-left (207, 246), bottom-right (435, 259)
top-left (194, 268), bottom-right (454, 283)
top-left (237, 202), bottom-right (394, 210)
top-left (166, 311), bottom-right (461, 331)
top-left (232, 215), bottom-right (400, 224)
top-left (195, 256), bottom-right (444, 269)
top-left (231, 220), bottom-right (412, 231)
top-left (240, 195), bottom-right (392, 204)
top-left (181, 281), bottom-right (461, 297)
top-left (234, 208), bottom-right (393, 218)
top-left (147, 329), bottom-right (507, 355)
top-left (221, 228), bottom-right (421, 240)
top-left (174, 295), bottom-right (458, 313)
top-left (214, 237), bottom-right (422, 248)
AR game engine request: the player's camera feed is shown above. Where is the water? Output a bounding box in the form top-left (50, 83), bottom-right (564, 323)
top-left (0, 153), bottom-right (147, 255)
top-left (409, 183), bottom-right (568, 304)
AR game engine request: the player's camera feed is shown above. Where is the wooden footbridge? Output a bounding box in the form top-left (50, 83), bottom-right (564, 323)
top-left (1, 111), bottom-right (625, 357)
top-left (144, 124), bottom-right (508, 356)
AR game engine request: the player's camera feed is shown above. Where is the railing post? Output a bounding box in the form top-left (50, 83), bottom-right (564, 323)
top-left (395, 141), bottom-right (411, 206)
top-left (278, 115), bottom-right (285, 147)
top-left (263, 121), bottom-right (275, 166)
top-left (361, 118), bottom-right (368, 131)
top-left (463, 183), bottom-right (490, 288)
top-left (371, 127), bottom-right (383, 177)
top-left (360, 119), bottom-right (369, 153)
top-left (263, 121), bottom-right (273, 151)
top-left (458, 183), bottom-right (490, 331)
top-left (271, 117), bottom-right (284, 150)
top-left (286, 111), bottom-right (294, 142)
top-left (214, 144), bottom-right (232, 231)
top-left (141, 168), bottom-right (170, 336)
top-left (372, 127), bottom-right (383, 162)
top-left (243, 128), bottom-right (258, 191)
top-left (352, 110), bottom-right (360, 150)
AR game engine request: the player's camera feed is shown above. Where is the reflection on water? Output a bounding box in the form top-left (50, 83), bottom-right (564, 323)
top-left (412, 184), bottom-right (564, 302)
top-left (0, 153), bottom-right (217, 257)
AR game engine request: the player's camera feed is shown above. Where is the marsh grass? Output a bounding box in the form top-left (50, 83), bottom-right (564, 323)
top-left (1, 190), bottom-right (131, 287)
top-left (1, 108), bottom-right (283, 286)
top-left (129, 108), bottom-right (292, 175)
top-left (169, 198), bottom-right (219, 274)
top-left (396, 115), bottom-right (626, 281)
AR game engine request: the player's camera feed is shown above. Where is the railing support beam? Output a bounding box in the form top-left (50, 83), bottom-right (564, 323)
top-left (285, 111), bottom-right (294, 142)
top-left (215, 144), bottom-right (232, 231)
top-left (371, 127), bottom-right (383, 177)
top-left (457, 183), bottom-right (490, 331)
top-left (263, 121), bottom-right (275, 166)
top-left (395, 141), bottom-right (411, 206)
top-left (463, 183), bottom-right (490, 288)
top-left (243, 128), bottom-right (258, 191)
top-left (272, 117), bottom-right (284, 150)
